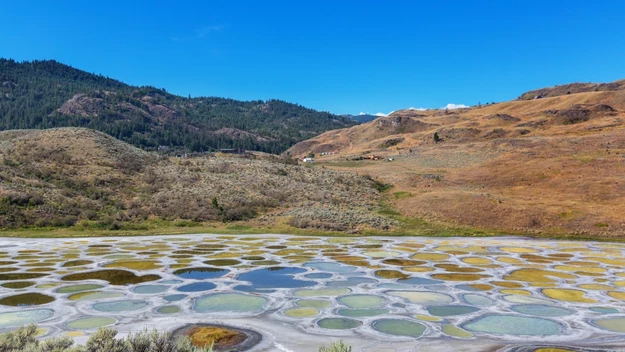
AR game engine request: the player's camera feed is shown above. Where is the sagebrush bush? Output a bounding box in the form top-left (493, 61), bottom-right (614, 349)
top-left (0, 326), bottom-right (214, 352)
top-left (319, 340), bottom-right (352, 352)
top-left (0, 131), bottom-right (385, 231)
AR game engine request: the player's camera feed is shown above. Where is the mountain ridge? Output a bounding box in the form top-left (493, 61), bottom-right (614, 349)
top-left (0, 59), bottom-right (358, 154)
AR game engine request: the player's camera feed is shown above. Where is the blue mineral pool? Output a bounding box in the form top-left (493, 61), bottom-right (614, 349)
top-left (303, 262), bottom-right (357, 273)
top-left (163, 294), bottom-right (187, 302)
top-left (237, 267), bottom-right (314, 289)
top-left (463, 315), bottom-right (562, 336)
top-left (590, 307), bottom-right (619, 314)
top-left (326, 277), bottom-right (377, 287)
top-left (173, 267), bottom-right (228, 280)
top-left (462, 294), bottom-right (493, 306)
top-left (399, 277), bottom-right (443, 285)
top-left (177, 282), bottom-right (217, 292)
top-left (304, 273), bottom-right (333, 279)
top-left (133, 284), bottom-right (170, 294)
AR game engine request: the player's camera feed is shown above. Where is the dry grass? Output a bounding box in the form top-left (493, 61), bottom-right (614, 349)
top-left (289, 89), bottom-right (625, 238)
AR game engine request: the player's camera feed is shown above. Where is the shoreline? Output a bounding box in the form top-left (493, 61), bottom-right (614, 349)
top-left (0, 223), bottom-right (623, 243)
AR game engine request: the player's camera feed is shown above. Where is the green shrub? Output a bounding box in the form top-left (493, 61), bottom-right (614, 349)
top-left (363, 174), bottom-right (393, 192)
top-left (319, 340), bottom-right (352, 352)
top-left (0, 325), bottom-right (215, 352)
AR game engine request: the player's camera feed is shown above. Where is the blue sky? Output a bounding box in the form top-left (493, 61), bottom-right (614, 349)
top-left (2, 1), bottom-right (624, 115)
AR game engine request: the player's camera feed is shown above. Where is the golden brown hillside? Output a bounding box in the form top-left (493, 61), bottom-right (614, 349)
top-left (287, 82), bottom-right (625, 238)
top-left (0, 128), bottom-right (392, 233)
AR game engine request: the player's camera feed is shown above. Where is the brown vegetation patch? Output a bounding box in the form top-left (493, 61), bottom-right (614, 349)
top-left (484, 114), bottom-right (520, 122)
top-left (185, 326), bottom-right (245, 349)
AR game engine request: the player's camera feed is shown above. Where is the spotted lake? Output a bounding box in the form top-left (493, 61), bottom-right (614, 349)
top-left (0, 235), bottom-right (624, 351)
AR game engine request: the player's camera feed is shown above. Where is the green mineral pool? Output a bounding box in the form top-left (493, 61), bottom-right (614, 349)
top-left (68, 291), bottom-right (125, 301)
top-left (338, 294), bottom-right (385, 309)
top-left (284, 307), bottom-right (319, 318)
top-left (156, 305), bottom-right (181, 314)
top-left (373, 319), bottom-right (426, 338)
top-left (66, 317), bottom-right (116, 330)
top-left (193, 293), bottom-right (266, 313)
top-left (296, 299), bottom-right (331, 309)
top-left (0, 309), bottom-right (54, 328)
top-left (92, 300), bottom-right (149, 312)
top-left (593, 317), bottom-right (625, 333)
top-left (426, 305), bottom-right (480, 317)
top-left (387, 291), bottom-right (453, 305)
top-left (317, 317), bottom-right (361, 330)
top-left (56, 284), bottom-right (104, 294)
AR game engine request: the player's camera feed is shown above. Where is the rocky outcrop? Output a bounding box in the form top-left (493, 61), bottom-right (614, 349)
top-left (57, 94), bottom-right (104, 117)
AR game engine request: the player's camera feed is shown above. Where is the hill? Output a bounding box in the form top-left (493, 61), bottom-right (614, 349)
top-left (344, 114), bottom-right (379, 123)
top-left (518, 79), bottom-right (625, 100)
top-left (0, 127), bottom-right (392, 233)
top-left (287, 79), bottom-right (625, 238)
top-left (0, 59), bottom-right (358, 154)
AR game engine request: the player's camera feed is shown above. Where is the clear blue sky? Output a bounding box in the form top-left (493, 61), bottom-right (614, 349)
top-left (2, 1), bottom-right (624, 115)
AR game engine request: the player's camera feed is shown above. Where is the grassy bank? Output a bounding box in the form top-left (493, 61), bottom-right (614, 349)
top-left (1, 214), bottom-right (621, 242)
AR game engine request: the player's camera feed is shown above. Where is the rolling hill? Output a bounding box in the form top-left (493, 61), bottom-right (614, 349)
top-left (288, 79), bottom-right (625, 238)
top-left (0, 127), bottom-right (391, 232)
top-left (0, 59), bottom-right (358, 154)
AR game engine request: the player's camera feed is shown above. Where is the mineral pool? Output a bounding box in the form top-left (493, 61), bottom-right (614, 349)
top-left (0, 235), bottom-right (624, 351)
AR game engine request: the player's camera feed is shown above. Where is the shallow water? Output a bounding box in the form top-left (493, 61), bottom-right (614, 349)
top-left (338, 294), bottom-right (384, 309)
top-left (92, 300), bottom-right (148, 312)
top-left (177, 282), bottom-right (216, 292)
top-left (317, 317), bottom-right (361, 329)
top-left (66, 317), bottom-right (116, 330)
top-left (237, 267), bottom-right (314, 289)
top-left (0, 309), bottom-right (53, 328)
top-left (463, 315), bottom-right (562, 335)
top-left (510, 304), bottom-right (572, 317)
top-left (68, 291), bottom-right (124, 301)
top-left (373, 319), bottom-right (426, 337)
top-left (193, 292), bottom-right (266, 313)
top-left (56, 284), bottom-right (103, 293)
top-left (1, 234), bottom-right (624, 349)
top-left (133, 285), bottom-right (170, 294)
top-left (156, 305), bottom-right (181, 314)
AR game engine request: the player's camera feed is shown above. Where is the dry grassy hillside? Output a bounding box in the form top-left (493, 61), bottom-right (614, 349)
top-left (0, 128), bottom-right (392, 233)
top-left (287, 81), bottom-right (625, 238)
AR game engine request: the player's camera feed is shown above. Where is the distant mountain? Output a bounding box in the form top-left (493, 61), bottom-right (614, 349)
top-left (0, 59), bottom-right (358, 154)
top-left (344, 114), bottom-right (379, 123)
